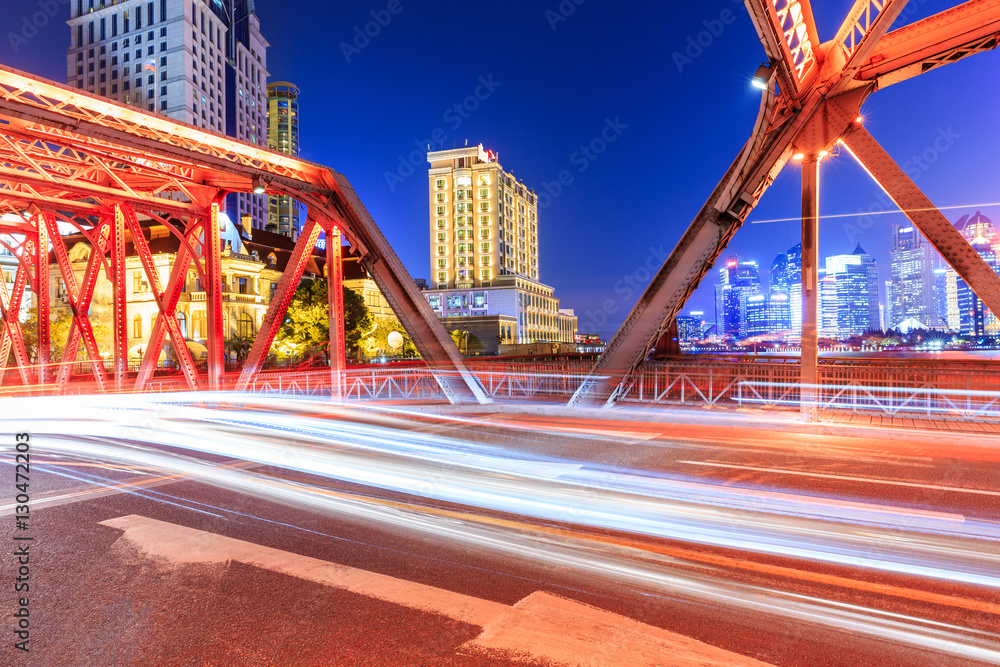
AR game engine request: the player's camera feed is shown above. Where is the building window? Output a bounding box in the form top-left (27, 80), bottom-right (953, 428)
top-left (193, 311), bottom-right (206, 339)
top-left (436, 206), bottom-right (445, 216)
top-left (133, 315), bottom-right (143, 339)
top-left (176, 312), bottom-right (187, 338)
top-left (237, 313), bottom-right (255, 338)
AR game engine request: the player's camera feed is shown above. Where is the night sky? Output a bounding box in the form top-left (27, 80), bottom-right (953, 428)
top-left (3, 0), bottom-right (998, 338)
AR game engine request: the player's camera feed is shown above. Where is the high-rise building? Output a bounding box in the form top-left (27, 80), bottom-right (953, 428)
top-left (427, 145), bottom-right (538, 289)
top-left (714, 256), bottom-right (762, 339)
top-left (767, 292), bottom-right (791, 333)
top-left (676, 315), bottom-right (702, 342)
top-left (67, 0), bottom-right (269, 229)
top-left (823, 244), bottom-right (880, 338)
top-left (771, 244), bottom-right (802, 335)
top-left (935, 265), bottom-right (959, 332)
top-left (422, 144), bottom-right (575, 345)
top-left (887, 225), bottom-right (939, 330)
top-left (266, 81), bottom-right (304, 238)
top-left (956, 234), bottom-right (999, 336)
top-left (744, 294), bottom-right (769, 338)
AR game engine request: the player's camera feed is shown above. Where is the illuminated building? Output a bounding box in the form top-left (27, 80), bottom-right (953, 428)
top-left (676, 315), bottom-right (702, 342)
top-left (424, 144), bottom-right (576, 345)
top-left (714, 256), bottom-right (761, 339)
top-left (823, 245), bottom-right (880, 338)
top-left (67, 0), bottom-right (269, 229)
top-left (771, 244), bottom-right (802, 335)
top-left (427, 144), bottom-right (538, 288)
top-left (266, 81), bottom-right (305, 238)
top-left (887, 225), bottom-right (939, 330)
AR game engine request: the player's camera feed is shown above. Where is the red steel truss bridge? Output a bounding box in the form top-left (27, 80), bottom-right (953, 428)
top-left (0, 65), bottom-right (487, 404)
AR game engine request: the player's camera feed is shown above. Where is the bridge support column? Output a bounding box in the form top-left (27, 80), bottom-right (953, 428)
top-left (111, 206), bottom-right (128, 392)
top-left (800, 157), bottom-right (820, 421)
top-left (327, 227), bottom-right (345, 400)
top-left (206, 201), bottom-right (225, 391)
top-left (33, 216), bottom-right (50, 388)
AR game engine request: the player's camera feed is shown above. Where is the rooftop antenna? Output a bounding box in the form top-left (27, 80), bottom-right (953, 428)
top-left (465, 139), bottom-right (468, 147)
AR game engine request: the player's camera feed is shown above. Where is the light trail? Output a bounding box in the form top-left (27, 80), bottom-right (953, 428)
top-left (678, 460), bottom-right (1000, 497)
top-left (3, 392), bottom-right (1000, 662)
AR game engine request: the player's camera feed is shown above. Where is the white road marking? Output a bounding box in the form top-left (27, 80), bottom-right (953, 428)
top-left (678, 460), bottom-right (1000, 497)
top-left (102, 515), bottom-right (773, 667)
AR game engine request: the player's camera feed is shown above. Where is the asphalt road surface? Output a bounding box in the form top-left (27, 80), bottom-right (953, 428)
top-left (1, 393), bottom-right (998, 666)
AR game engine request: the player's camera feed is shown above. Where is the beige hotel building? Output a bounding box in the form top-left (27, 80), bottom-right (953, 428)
top-left (428, 144), bottom-right (539, 289)
top-left (424, 145), bottom-right (576, 348)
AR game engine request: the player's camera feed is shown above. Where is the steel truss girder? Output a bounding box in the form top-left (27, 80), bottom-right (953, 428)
top-left (43, 211), bottom-right (108, 390)
top-left (744, 0), bottom-right (820, 97)
top-left (120, 203), bottom-right (201, 392)
top-left (0, 251), bottom-right (31, 387)
top-left (33, 214), bottom-right (49, 386)
top-left (580, 0), bottom-right (1000, 407)
top-left (841, 125), bottom-right (1000, 322)
top-left (110, 206), bottom-right (128, 390)
top-left (327, 229), bottom-right (346, 400)
top-left (56, 222), bottom-right (109, 388)
top-left (235, 218), bottom-right (324, 391)
top-left (0, 65), bottom-right (488, 400)
top-left (853, 0), bottom-right (1000, 90)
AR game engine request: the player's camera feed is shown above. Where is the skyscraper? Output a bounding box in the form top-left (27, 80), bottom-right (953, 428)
top-left (427, 145), bottom-right (538, 289)
top-left (956, 233), bottom-right (999, 336)
top-left (713, 256), bottom-right (762, 339)
top-left (823, 244), bottom-right (880, 338)
top-left (780, 243), bottom-right (803, 335)
top-left (67, 0), bottom-right (269, 228)
top-left (887, 225), bottom-right (939, 330)
top-left (266, 81), bottom-right (304, 238)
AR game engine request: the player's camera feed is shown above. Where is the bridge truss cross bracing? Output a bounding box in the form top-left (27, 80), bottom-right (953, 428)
top-left (0, 66), bottom-right (488, 404)
top-left (572, 0), bottom-right (1000, 412)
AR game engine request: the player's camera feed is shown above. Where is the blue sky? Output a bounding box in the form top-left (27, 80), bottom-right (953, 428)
top-left (4, 0), bottom-right (999, 339)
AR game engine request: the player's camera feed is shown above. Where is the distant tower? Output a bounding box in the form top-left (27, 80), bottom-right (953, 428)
top-left (823, 244), bottom-right (880, 338)
top-left (888, 224), bottom-right (938, 330)
top-left (267, 81), bottom-right (304, 237)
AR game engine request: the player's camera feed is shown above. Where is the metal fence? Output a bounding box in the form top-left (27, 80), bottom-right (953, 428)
top-left (7, 355), bottom-right (1000, 422)
top-left (617, 356), bottom-right (1000, 421)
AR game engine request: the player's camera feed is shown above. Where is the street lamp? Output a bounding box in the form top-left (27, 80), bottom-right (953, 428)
top-left (751, 62), bottom-right (776, 90)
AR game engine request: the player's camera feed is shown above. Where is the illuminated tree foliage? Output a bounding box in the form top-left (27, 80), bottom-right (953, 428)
top-left (274, 279), bottom-right (372, 360)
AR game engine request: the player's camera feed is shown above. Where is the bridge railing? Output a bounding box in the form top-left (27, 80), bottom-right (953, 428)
top-left (617, 356), bottom-right (1000, 421)
top-left (6, 355), bottom-right (1000, 421)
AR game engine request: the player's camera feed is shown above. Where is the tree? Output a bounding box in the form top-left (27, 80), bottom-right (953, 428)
top-left (274, 279), bottom-right (373, 360)
top-left (361, 317), bottom-right (418, 359)
top-left (224, 332), bottom-right (256, 362)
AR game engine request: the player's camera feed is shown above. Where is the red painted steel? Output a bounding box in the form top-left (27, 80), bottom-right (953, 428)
top-left (34, 214), bottom-right (49, 385)
top-left (205, 201), bottom-right (224, 390)
top-left (235, 218), bottom-right (322, 391)
top-left (328, 227), bottom-right (346, 399)
top-left (0, 64), bottom-right (483, 402)
top-left (575, 0), bottom-right (1000, 406)
top-left (110, 206), bottom-right (128, 390)
top-left (43, 212), bottom-right (107, 390)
